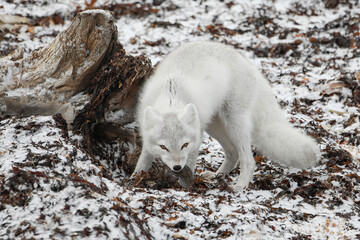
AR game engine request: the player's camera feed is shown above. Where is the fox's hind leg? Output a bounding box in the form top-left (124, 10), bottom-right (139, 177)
top-left (201, 114), bottom-right (239, 180)
top-left (219, 107), bottom-right (256, 191)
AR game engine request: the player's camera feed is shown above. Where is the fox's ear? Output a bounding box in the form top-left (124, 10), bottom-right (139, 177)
top-left (144, 106), bottom-right (162, 130)
top-left (179, 103), bottom-right (199, 127)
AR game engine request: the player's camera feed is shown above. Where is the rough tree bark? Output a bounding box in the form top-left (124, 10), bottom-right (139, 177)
top-left (0, 10), bottom-right (117, 122)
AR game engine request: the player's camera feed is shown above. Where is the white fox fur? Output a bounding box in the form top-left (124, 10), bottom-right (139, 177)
top-left (132, 41), bottom-right (320, 191)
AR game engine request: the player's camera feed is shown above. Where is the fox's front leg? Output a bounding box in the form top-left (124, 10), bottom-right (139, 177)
top-left (131, 150), bottom-right (154, 178)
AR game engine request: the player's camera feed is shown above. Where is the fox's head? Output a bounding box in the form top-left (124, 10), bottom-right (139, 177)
top-left (141, 103), bottom-right (201, 172)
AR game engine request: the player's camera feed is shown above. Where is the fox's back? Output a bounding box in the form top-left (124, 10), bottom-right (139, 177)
top-left (138, 41), bottom-right (262, 127)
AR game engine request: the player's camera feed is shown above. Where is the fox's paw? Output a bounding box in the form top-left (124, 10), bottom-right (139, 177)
top-left (230, 185), bottom-right (244, 192)
top-left (230, 177), bottom-right (251, 192)
top-left (229, 183), bottom-right (247, 192)
top-left (200, 171), bottom-right (216, 180)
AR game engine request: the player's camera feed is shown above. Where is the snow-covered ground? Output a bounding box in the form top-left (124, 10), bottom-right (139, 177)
top-left (1, 0), bottom-right (359, 239)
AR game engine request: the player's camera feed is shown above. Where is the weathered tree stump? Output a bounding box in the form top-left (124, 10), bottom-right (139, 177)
top-left (0, 9), bottom-right (152, 170)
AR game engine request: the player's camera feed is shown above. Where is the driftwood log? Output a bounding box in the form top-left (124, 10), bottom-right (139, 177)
top-left (0, 10), bottom-right (152, 169)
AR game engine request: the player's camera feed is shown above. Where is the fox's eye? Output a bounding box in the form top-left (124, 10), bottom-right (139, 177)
top-left (181, 143), bottom-right (189, 150)
top-left (159, 145), bottom-right (169, 151)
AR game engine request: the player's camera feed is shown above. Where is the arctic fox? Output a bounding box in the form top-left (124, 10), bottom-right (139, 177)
top-left (131, 41), bottom-right (320, 191)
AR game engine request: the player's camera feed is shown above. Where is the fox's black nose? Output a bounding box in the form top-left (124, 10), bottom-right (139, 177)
top-left (173, 165), bottom-right (182, 172)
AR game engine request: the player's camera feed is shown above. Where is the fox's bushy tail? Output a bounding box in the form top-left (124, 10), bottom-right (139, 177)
top-left (252, 92), bottom-right (320, 169)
